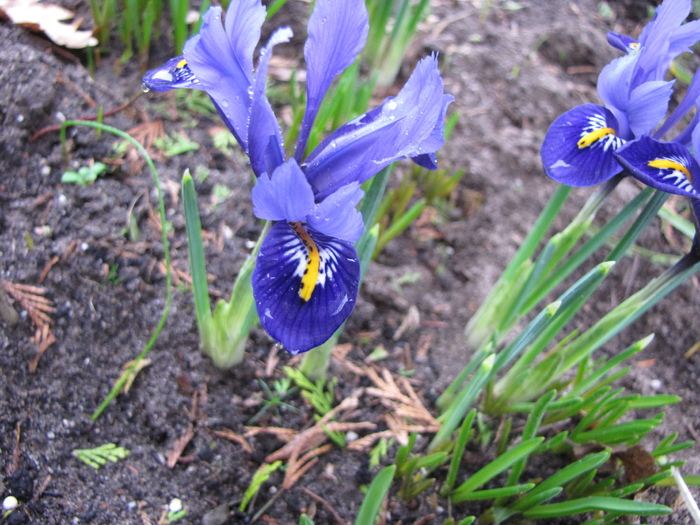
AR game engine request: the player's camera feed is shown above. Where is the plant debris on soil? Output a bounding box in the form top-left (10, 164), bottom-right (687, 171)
top-left (1, 0), bottom-right (700, 524)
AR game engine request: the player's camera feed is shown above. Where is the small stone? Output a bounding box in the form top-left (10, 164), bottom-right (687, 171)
top-left (202, 503), bottom-right (229, 525)
top-left (3, 496), bottom-right (18, 511)
top-left (168, 498), bottom-right (183, 513)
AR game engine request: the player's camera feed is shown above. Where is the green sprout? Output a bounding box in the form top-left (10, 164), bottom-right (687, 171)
top-left (239, 461), bottom-right (283, 513)
top-left (61, 161), bottom-right (108, 186)
top-left (72, 443), bottom-right (130, 469)
top-left (247, 377), bottom-right (299, 424)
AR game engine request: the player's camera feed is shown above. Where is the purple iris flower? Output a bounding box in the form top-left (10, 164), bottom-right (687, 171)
top-left (540, 0), bottom-right (700, 187)
top-left (143, 0), bottom-right (453, 354)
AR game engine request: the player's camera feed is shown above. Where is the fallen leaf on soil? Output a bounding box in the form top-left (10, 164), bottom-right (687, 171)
top-left (118, 358), bottom-right (152, 394)
top-left (613, 445), bottom-right (658, 483)
top-left (166, 425), bottom-right (195, 468)
top-left (2, 282), bottom-right (55, 328)
top-left (0, 0), bottom-right (98, 48)
top-left (212, 428), bottom-right (253, 453)
top-left (28, 324), bottom-right (56, 372)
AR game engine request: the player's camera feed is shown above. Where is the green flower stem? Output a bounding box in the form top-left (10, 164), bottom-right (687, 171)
top-left (557, 247), bottom-right (700, 377)
top-left (58, 120), bottom-right (172, 421)
top-left (465, 176), bottom-right (622, 351)
top-left (299, 166), bottom-right (391, 380)
top-left (204, 220), bottom-right (270, 369)
top-left (464, 184), bottom-right (571, 349)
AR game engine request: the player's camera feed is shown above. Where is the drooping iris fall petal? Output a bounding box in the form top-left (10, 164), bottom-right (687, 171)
top-left (614, 136), bottom-right (700, 198)
top-left (252, 221), bottom-right (360, 354)
top-left (541, 104), bottom-right (625, 187)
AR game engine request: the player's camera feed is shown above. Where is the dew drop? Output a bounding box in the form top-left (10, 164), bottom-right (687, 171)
top-left (385, 99), bottom-right (398, 111)
top-left (141, 84), bottom-right (150, 93)
top-left (221, 99), bottom-right (230, 108)
top-left (247, 86), bottom-right (255, 96)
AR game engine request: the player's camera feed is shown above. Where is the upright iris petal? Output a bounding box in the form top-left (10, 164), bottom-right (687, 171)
top-left (305, 54), bottom-right (453, 200)
top-left (143, 0), bottom-right (450, 353)
top-left (295, 0), bottom-right (369, 160)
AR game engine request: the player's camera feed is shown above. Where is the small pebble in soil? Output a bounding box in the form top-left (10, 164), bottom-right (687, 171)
top-left (649, 379), bottom-right (663, 390)
top-left (202, 503), bottom-right (230, 525)
top-left (168, 498), bottom-right (183, 513)
top-left (3, 496), bottom-right (18, 511)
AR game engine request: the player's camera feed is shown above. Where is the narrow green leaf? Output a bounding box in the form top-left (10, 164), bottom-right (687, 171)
top-left (182, 171), bottom-right (212, 331)
top-left (355, 465), bottom-right (396, 525)
top-left (442, 409), bottom-right (476, 496)
top-left (511, 451), bottom-right (611, 511)
top-left (522, 496), bottom-right (671, 518)
top-left (452, 438), bottom-right (544, 497)
top-left (452, 483), bottom-right (535, 503)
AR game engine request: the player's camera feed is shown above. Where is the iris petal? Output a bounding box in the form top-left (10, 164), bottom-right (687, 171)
top-left (295, 0), bottom-right (369, 160)
top-left (306, 183), bottom-right (364, 243)
top-left (253, 221), bottom-right (360, 354)
top-left (541, 104), bottom-right (625, 187)
top-left (305, 55), bottom-right (453, 200)
top-left (248, 27), bottom-right (291, 177)
top-left (184, 4), bottom-right (264, 151)
top-left (142, 56), bottom-right (200, 92)
top-left (252, 159), bottom-right (315, 222)
top-left (627, 80), bottom-right (674, 137)
top-left (614, 136), bottom-right (700, 198)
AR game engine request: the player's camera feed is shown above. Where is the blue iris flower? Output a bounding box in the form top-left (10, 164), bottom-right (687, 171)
top-left (541, 0), bottom-right (700, 187)
top-left (143, 0), bottom-right (453, 354)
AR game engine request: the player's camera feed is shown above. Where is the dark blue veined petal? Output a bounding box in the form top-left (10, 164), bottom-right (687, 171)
top-left (253, 221), bottom-right (361, 354)
top-left (304, 55), bottom-right (452, 201)
top-left (142, 56), bottom-right (200, 91)
top-left (252, 159), bottom-right (315, 222)
top-left (184, 4), bottom-right (265, 152)
top-left (295, 0), bottom-right (369, 161)
top-left (541, 104), bottom-right (625, 186)
top-left (614, 136), bottom-right (700, 198)
top-left (247, 27), bottom-right (290, 177)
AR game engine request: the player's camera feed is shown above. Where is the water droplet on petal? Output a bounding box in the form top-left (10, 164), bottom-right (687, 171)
top-left (386, 100), bottom-right (398, 111)
top-left (247, 86), bottom-right (255, 96)
top-left (141, 84), bottom-right (150, 93)
top-left (221, 99), bottom-right (230, 108)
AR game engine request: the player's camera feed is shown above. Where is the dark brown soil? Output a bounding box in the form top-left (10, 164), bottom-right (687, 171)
top-left (2, 0), bottom-right (699, 524)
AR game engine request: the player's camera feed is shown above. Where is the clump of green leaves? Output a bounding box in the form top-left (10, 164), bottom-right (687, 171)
top-left (247, 377), bottom-right (299, 424)
top-left (285, 367), bottom-right (345, 446)
top-left (72, 443), bottom-right (130, 469)
top-left (61, 161), bottom-right (108, 186)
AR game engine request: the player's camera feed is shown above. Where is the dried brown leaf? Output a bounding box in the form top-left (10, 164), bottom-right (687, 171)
top-left (3, 282), bottom-right (55, 329)
top-left (0, 0), bottom-right (98, 48)
top-left (166, 425), bottom-right (195, 468)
